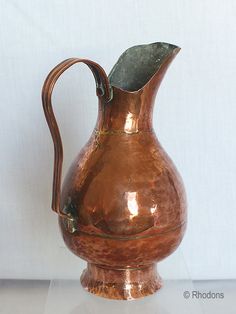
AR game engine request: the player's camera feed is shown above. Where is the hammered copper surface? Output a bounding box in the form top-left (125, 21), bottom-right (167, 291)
top-left (42, 42), bottom-right (187, 300)
top-left (81, 263), bottom-right (162, 300)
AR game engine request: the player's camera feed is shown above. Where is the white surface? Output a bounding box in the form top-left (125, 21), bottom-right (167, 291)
top-left (1, 280), bottom-right (235, 314)
top-left (44, 280), bottom-right (202, 314)
top-left (0, 0), bottom-right (236, 280)
top-left (0, 280), bottom-right (49, 314)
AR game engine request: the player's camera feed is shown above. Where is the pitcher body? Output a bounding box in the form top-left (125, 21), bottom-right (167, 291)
top-left (42, 42), bottom-right (187, 300)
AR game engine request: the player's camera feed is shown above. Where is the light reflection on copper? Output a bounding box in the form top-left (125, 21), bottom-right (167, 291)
top-left (124, 112), bottom-right (137, 133)
top-left (126, 192), bottom-right (139, 219)
top-left (150, 205), bottom-right (157, 214)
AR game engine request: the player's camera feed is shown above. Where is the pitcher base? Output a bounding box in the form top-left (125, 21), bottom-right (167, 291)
top-left (80, 263), bottom-right (162, 300)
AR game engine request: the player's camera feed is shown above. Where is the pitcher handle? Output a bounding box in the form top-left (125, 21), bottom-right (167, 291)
top-left (42, 58), bottom-right (111, 219)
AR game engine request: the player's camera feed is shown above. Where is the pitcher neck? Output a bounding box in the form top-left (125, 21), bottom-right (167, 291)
top-left (95, 42), bottom-right (180, 133)
top-left (96, 87), bottom-right (156, 133)
top-left (96, 54), bottom-right (180, 133)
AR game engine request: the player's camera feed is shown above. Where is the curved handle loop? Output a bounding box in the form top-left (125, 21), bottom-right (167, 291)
top-left (42, 58), bottom-right (111, 219)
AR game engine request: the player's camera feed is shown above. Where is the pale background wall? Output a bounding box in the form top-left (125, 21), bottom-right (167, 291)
top-left (0, 0), bottom-right (235, 280)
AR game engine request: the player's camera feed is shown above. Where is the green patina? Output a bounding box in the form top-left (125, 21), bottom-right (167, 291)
top-left (62, 197), bottom-right (78, 233)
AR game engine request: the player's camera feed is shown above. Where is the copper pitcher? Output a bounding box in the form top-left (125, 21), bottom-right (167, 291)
top-left (42, 42), bottom-right (187, 300)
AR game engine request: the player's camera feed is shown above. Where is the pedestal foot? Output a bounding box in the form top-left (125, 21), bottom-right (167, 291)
top-left (80, 263), bottom-right (162, 300)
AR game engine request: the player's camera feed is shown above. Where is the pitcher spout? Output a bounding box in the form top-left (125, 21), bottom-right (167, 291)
top-left (109, 42), bottom-right (180, 94)
top-left (96, 42), bottom-right (181, 132)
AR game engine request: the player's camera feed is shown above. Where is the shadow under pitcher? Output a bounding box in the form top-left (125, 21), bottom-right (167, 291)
top-left (42, 42), bottom-right (187, 300)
